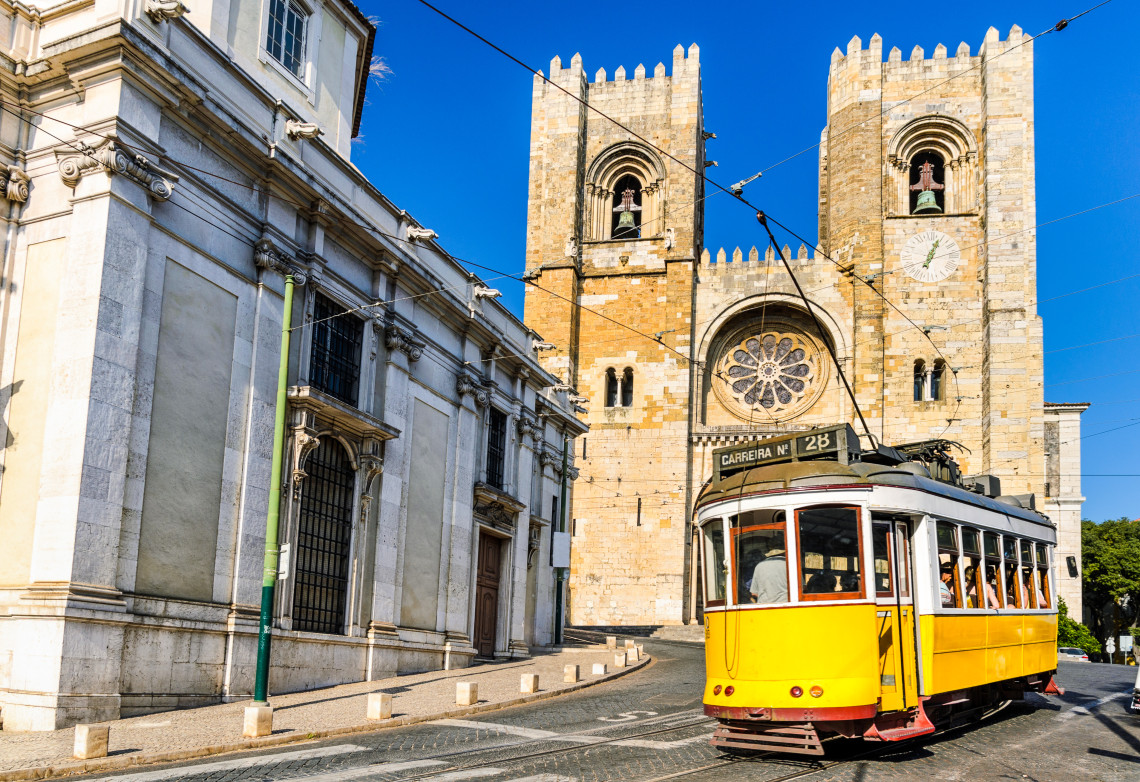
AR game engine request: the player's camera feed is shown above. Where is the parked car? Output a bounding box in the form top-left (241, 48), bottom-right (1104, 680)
top-left (1059, 646), bottom-right (1090, 662)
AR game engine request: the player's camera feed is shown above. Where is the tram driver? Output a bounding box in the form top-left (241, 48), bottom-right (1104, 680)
top-left (749, 541), bottom-right (788, 604)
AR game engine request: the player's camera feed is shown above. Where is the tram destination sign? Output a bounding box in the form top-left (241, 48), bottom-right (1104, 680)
top-left (713, 423), bottom-right (861, 480)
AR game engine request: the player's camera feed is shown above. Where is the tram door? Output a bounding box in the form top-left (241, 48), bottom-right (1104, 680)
top-left (872, 520), bottom-right (918, 712)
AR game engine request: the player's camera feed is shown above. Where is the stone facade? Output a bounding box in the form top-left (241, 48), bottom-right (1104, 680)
top-left (0, 0), bottom-right (584, 731)
top-left (523, 28), bottom-right (1085, 626)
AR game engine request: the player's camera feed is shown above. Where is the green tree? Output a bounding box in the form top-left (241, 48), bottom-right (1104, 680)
top-left (1057, 597), bottom-right (1100, 656)
top-left (1081, 518), bottom-right (1140, 659)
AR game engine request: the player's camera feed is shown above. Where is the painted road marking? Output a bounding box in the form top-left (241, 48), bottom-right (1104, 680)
top-left (434, 718), bottom-right (710, 749)
top-left (1057, 691), bottom-right (1129, 719)
top-left (273, 760), bottom-right (447, 782)
top-left (91, 744), bottom-right (370, 781)
top-left (422, 769), bottom-right (505, 782)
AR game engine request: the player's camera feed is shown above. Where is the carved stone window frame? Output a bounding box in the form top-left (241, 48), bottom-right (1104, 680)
top-left (887, 115), bottom-right (978, 217)
top-left (583, 141), bottom-right (667, 241)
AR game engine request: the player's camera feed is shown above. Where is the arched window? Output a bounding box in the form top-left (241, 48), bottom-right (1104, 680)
top-left (909, 152), bottom-right (945, 214)
top-left (887, 115), bottom-right (978, 217)
top-left (913, 359), bottom-right (927, 402)
top-left (605, 368), bottom-right (618, 408)
top-left (293, 438), bottom-right (354, 635)
top-left (931, 359), bottom-right (946, 401)
top-left (583, 142), bottom-right (667, 241)
top-left (621, 367), bottom-right (634, 407)
top-left (611, 174), bottom-right (643, 239)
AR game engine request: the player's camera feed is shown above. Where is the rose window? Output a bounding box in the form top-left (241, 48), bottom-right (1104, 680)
top-left (721, 333), bottom-right (818, 412)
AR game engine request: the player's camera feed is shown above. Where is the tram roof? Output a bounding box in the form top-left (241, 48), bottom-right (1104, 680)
top-left (695, 459), bottom-right (1052, 529)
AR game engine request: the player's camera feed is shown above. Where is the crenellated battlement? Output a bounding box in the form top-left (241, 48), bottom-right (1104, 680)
top-left (537, 43), bottom-right (700, 87)
top-left (700, 243), bottom-right (819, 268)
top-left (829, 24), bottom-right (1026, 74)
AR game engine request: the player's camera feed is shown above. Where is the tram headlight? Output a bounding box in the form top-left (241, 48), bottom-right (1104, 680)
top-left (810, 686), bottom-right (824, 698)
top-left (790, 686), bottom-right (803, 698)
top-left (713, 685), bottom-right (722, 695)
top-left (725, 686), bottom-right (735, 696)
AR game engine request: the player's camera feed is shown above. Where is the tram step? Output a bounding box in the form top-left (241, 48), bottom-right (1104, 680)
top-left (710, 723), bottom-right (824, 755)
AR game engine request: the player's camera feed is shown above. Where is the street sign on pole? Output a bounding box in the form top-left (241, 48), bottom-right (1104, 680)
top-left (1120, 635), bottom-right (1134, 653)
top-left (1106, 637), bottom-right (1116, 655)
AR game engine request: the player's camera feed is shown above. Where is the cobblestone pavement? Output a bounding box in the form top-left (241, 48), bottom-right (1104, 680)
top-left (0, 644), bottom-right (647, 779)
top-left (32, 642), bottom-right (1140, 782)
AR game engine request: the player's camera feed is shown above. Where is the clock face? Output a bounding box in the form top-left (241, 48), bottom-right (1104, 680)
top-left (901, 230), bottom-right (961, 283)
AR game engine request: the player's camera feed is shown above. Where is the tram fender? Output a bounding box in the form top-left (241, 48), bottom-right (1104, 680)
top-left (862, 697), bottom-right (936, 742)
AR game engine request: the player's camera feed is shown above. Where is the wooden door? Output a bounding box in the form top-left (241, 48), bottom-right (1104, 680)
top-left (474, 534), bottom-right (502, 657)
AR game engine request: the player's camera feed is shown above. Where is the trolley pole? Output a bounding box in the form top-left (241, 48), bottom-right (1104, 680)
top-left (555, 435), bottom-right (569, 645)
top-left (253, 273), bottom-right (296, 705)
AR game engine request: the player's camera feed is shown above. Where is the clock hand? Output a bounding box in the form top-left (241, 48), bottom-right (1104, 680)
top-left (923, 239), bottom-right (941, 268)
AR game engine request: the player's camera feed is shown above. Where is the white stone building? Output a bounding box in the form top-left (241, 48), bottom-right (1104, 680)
top-left (0, 0), bottom-right (585, 731)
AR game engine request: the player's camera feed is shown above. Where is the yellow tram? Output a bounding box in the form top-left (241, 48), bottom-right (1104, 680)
top-left (698, 424), bottom-right (1062, 754)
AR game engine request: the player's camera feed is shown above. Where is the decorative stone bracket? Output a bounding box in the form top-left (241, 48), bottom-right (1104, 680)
top-left (527, 521), bottom-right (544, 569)
top-left (385, 322), bottom-right (424, 362)
top-left (145, 0), bottom-right (188, 23)
top-left (253, 233), bottom-right (308, 283)
top-left (539, 446), bottom-right (563, 474)
top-left (0, 165), bottom-right (29, 203)
top-left (289, 430), bottom-right (320, 500)
top-left (285, 120), bottom-right (323, 140)
top-left (56, 136), bottom-right (177, 201)
top-left (358, 452), bottom-right (384, 525)
top-left (516, 411), bottom-right (541, 441)
top-left (456, 371), bottom-right (491, 408)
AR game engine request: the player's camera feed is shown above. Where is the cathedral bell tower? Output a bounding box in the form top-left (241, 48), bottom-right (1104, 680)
top-left (522, 46), bottom-right (705, 626)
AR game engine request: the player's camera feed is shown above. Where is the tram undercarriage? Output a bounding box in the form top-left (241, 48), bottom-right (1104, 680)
top-left (706, 673), bottom-right (1064, 755)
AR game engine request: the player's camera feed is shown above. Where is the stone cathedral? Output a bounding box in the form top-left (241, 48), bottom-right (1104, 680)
top-left (522, 28), bottom-right (1086, 628)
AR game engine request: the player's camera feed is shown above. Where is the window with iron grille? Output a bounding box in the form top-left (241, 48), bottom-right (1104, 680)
top-left (310, 295), bottom-right (362, 406)
top-left (292, 439), bottom-right (354, 634)
top-left (266, 0), bottom-right (308, 79)
top-left (486, 408), bottom-right (507, 490)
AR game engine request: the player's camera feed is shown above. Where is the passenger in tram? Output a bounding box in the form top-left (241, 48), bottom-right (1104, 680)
top-left (749, 542), bottom-right (788, 604)
top-left (984, 567), bottom-right (1002, 609)
top-left (939, 562), bottom-right (955, 606)
top-left (805, 572), bottom-right (838, 594)
top-left (840, 574), bottom-right (860, 593)
top-left (964, 565), bottom-right (979, 607)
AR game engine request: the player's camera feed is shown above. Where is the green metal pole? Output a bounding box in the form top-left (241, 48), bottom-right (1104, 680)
top-left (254, 273), bottom-right (295, 705)
top-left (555, 436), bottom-right (568, 645)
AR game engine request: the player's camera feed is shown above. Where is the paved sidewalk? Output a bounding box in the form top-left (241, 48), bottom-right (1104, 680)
top-left (0, 643), bottom-right (649, 781)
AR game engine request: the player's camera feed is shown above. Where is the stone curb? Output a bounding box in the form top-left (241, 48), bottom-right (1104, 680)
top-left (0, 655), bottom-right (652, 782)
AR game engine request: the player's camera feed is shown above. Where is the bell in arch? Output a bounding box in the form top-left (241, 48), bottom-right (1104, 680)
top-left (615, 209), bottom-right (638, 233)
top-left (914, 189), bottom-right (942, 214)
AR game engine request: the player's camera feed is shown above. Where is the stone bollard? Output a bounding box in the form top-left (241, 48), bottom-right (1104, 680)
top-left (592, 663), bottom-right (607, 675)
top-left (367, 692), bottom-right (393, 720)
top-left (626, 647), bottom-right (639, 664)
top-left (521, 673), bottom-right (540, 693)
top-left (457, 681), bottom-right (478, 706)
top-left (564, 664), bottom-right (580, 683)
top-left (614, 652), bottom-right (626, 668)
top-left (243, 705), bottom-right (273, 738)
top-left (73, 724), bottom-right (109, 760)
top-left (606, 636), bottom-right (617, 649)
top-left (625, 639), bottom-right (636, 650)
top-left (637, 644), bottom-right (645, 658)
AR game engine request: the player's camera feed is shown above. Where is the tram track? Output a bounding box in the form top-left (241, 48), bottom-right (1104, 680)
top-left (310, 711), bottom-right (717, 782)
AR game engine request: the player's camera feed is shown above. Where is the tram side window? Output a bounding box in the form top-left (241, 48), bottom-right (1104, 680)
top-left (983, 531), bottom-right (1004, 608)
top-left (1002, 536), bottom-right (1024, 608)
top-left (1020, 539), bottom-right (1039, 609)
top-left (1036, 543), bottom-right (1052, 608)
top-left (936, 522), bottom-right (962, 609)
top-left (733, 510), bottom-right (788, 605)
top-left (872, 523), bottom-right (893, 596)
top-left (702, 520), bottom-right (727, 606)
top-left (961, 528), bottom-right (985, 608)
top-left (797, 506), bottom-right (862, 600)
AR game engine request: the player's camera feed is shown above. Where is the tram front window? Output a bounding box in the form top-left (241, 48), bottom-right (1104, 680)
top-left (702, 520), bottom-right (727, 606)
top-left (731, 510), bottom-right (787, 605)
top-left (797, 506), bottom-right (862, 599)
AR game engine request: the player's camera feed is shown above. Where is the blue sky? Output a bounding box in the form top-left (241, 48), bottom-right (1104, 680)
top-left (351, 0), bottom-right (1138, 521)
